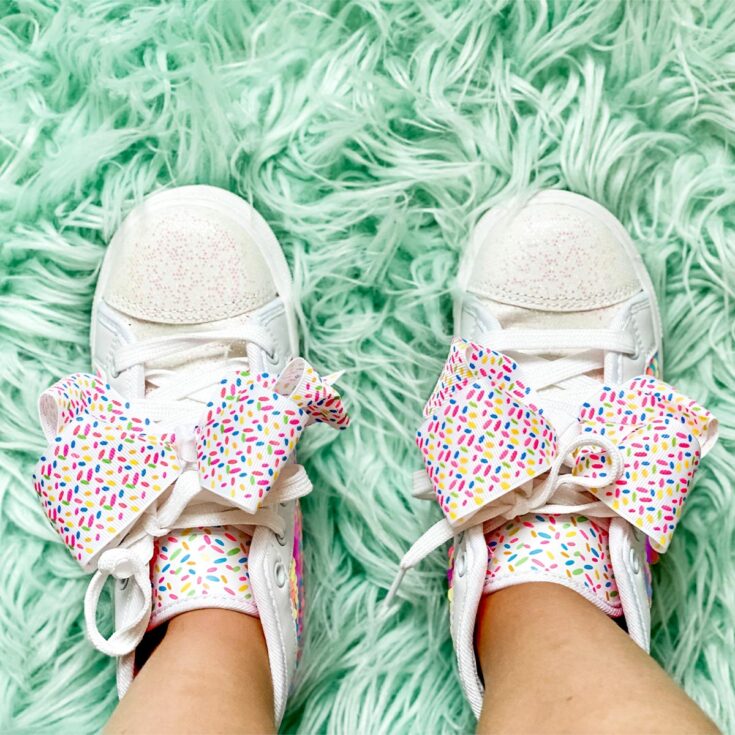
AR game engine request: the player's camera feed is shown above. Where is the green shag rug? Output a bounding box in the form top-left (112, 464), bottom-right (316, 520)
top-left (1, 0), bottom-right (734, 732)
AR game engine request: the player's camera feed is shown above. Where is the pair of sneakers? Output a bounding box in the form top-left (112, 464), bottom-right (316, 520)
top-left (32, 186), bottom-right (718, 724)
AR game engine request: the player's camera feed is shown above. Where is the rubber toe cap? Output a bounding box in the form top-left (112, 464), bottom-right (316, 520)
top-left (468, 197), bottom-right (642, 312)
top-left (103, 196), bottom-right (276, 325)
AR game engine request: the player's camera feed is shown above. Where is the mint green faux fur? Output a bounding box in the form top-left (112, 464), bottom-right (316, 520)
top-left (1, 0), bottom-right (734, 732)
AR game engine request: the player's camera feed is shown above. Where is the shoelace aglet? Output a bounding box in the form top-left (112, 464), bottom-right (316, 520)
top-left (323, 369), bottom-right (345, 386)
top-left (411, 469), bottom-right (434, 500)
top-left (379, 566), bottom-right (407, 617)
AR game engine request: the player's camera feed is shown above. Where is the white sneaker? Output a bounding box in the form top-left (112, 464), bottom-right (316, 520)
top-left (391, 190), bottom-right (718, 717)
top-left (32, 185), bottom-right (348, 725)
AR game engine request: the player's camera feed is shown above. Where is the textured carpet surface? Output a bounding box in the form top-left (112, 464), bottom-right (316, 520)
top-left (1, 0), bottom-right (734, 733)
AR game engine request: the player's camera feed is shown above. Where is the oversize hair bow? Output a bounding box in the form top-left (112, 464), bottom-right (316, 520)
top-left (416, 338), bottom-right (718, 554)
top-left (34, 358), bottom-right (349, 571)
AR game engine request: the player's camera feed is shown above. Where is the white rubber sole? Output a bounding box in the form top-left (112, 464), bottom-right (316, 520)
top-left (454, 189), bottom-right (664, 372)
top-left (91, 184), bottom-right (299, 358)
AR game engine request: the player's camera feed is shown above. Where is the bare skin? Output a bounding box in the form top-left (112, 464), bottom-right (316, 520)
top-left (475, 583), bottom-right (719, 735)
top-left (105, 609), bottom-right (275, 735)
top-left (105, 584), bottom-right (718, 734)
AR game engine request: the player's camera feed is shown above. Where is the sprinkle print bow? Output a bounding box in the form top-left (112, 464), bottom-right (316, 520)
top-left (417, 338), bottom-right (718, 553)
top-left (33, 359), bottom-right (348, 570)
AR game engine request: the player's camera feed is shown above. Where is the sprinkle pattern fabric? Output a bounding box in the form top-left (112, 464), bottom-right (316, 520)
top-left (33, 360), bottom-right (348, 570)
top-left (645, 351), bottom-right (660, 377)
top-left (198, 360), bottom-right (348, 511)
top-left (33, 374), bottom-right (180, 569)
top-left (418, 338), bottom-right (718, 553)
top-left (418, 339), bottom-right (556, 524)
top-left (150, 525), bottom-right (258, 627)
top-left (574, 377), bottom-right (717, 552)
top-left (291, 503), bottom-right (305, 654)
top-left (148, 509), bottom-right (307, 644)
top-left (484, 513), bottom-right (622, 615)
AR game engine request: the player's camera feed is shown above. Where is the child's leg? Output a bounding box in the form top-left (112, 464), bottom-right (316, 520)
top-left (105, 610), bottom-right (275, 734)
top-left (476, 584), bottom-right (717, 735)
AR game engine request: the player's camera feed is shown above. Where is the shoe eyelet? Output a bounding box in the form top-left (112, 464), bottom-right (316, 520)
top-left (109, 362), bottom-right (120, 379)
top-left (275, 561), bottom-right (287, 588)
top-left (455, 551), bottom-right (467, 578)
top-left (276, 532), bottom-right (287, 547)
top-left (629, 547), bottom-right (641, 575)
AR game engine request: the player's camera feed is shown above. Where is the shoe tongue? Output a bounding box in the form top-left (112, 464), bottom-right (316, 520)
top-left (149, 522), bottom-right (259, 631)
top-left (484, 513), bottom-right (622, 617)
top-left (139, 328), bottom-right (241, 399)
top-left (477, 298), bottom-right (616, 435)
top-left (482, 297), bottom-right (615, 382)
top-left (119, 312), bottom-right (256, 398)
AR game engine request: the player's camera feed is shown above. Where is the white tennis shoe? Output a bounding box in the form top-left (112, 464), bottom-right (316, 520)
top-left (392, 191), bottom-right (717, 717)
top-left (33, 185), bottom-right (348, 725)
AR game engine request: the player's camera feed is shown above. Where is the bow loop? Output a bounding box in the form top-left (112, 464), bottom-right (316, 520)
top-left (417, 338), bottom-right (557, 525)
top-left (423, 338), bottom-right (541, 418)
top-left (33, 375), bottom-right (182, 571)
top-left (573, 377), bottom-right (718, 552)
top-left (275, 358), bottom-right (350, 428)
top-left (195, 359), bottom-right (348, 513)
top-left (38, 373), bottom-right (138, 441)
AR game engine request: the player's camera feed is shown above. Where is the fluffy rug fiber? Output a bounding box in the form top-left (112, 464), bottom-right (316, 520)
top-left (1, 0), bottom-right (734, 732)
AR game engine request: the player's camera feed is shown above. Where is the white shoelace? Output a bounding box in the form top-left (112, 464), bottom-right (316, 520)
top-left (85, 325), bottom-right (311, 656)
top-left (384, 326), bottom-right (636, 607)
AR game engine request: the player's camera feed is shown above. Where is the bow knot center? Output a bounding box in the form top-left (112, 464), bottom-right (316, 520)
top-left (97, 548), bottom-right (146, 580)
top-left (173, 424), bottom-right (198, 465)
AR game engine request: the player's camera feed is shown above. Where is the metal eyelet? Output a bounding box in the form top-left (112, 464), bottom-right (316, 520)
top-left (629, 547), bottom-right (641, 575)
top-left (275, 562), bottom-right (287, 588)
top-left (455, 551), bottom-right (467, 578)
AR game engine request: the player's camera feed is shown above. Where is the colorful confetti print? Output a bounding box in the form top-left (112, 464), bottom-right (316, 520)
top-left (446, 543), bottom-right (456, 604)
top-left (423, 337), bottom-right (542, 417)
top-left (484, 514), bottom-right (622, 614)
top-left (644, 351), bottom-right (660, 377)
top-left (417, 338), bottom-right (557, 524)
top-left (574, 376), bottom-right (717, 552)
top-left (290, 503), bottom-right (305, 656)
top-left (33, 373), bottom-right (180, 569)
top-left (418, 339), bottom-right (717, 554)
top-left (150, 525), bottom-right (257, 625)
top-left (198, 361), bottom-right (348, 512)
top-left (149, 508), bottom-right (306, 647)
top-left (33, 360), bottom-right (349, 570)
